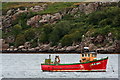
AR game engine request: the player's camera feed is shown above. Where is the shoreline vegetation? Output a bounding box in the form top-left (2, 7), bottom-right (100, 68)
top-left (2, 2), bottom-right (120, 53)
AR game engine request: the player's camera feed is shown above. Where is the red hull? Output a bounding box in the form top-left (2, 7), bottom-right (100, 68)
top-left (41, 57), bottom-right (108, 72)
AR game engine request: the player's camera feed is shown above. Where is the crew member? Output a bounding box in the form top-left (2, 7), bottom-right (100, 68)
top-left (54, 56), bottom-right (60, 64)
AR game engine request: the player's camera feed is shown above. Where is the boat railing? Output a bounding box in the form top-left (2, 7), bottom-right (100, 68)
top-left (94, 56), bottom-right (108, 60)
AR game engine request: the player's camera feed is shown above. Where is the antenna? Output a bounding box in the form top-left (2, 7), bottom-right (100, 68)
top-left (81, 42), bottom-right (82, 54)
top-left (49, 55), bottom-right (51, 59)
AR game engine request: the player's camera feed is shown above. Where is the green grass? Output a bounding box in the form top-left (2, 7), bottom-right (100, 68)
top-left (2, 2), bottom-right (48, 14)
top-left (2, 2), bottom-right (76, 15)
top-left (38, 2), bottom-right (76, 14)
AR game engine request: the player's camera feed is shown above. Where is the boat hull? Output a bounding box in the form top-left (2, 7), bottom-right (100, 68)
top-left (41, 57), bottom-right (108, 72)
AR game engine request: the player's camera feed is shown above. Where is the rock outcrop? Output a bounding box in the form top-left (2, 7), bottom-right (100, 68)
top-left (27, 13), bottom-right (62, 27)
top-left (2, 2), bottom-right (120, 53)
top-left (2, 4), bottom-right (47, 29)
top-left (1, 39), bottom-right (9, 51)
top-left (2, 2), bottom-right (113, 28)
top-left (39, 13), bottom-right (62, 24)
top-left (27, 15), bottom-right (41, 27)
top-left (30, 4), bottom-right (47, 12)
top-left (2, 8), bottom-right (28, 29)
top-left (114, 40), bottom-right (120, 52)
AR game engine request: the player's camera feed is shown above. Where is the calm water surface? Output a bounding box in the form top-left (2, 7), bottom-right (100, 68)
top-left (0, 54), bottom-right (119, 78)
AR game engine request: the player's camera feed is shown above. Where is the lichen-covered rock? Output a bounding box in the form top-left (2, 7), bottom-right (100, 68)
top-left (88, 43), bottom-right (97, 51)
top-left (106, 32), bottom-right (113, 43)
top-left (24, 42), bottom-right (31, 49)
top-left (5, 36), bottom-right (15, 43)
top-left (18, 45), bottom-right (25, 49)
top-left (114, 40), bottom-right (120, 52)
top-left (78, 2), bottom-right (109, 14)
top-left (39, 14), bottom-right (51, 23)
top-left (34, 47), bottom-right (40, 51)
top-left (27, 15), bottom-right (41, 27)
top-left (28, 48), bottom-right (35, 51)
top-left (2, 15), bottom-right (13, 28)
top-left (7, 9), bottom-right (13, 15)
top-left (66, 46), bottom-right (78, 51)
top-left (70, 8), bottom-right (79, 15)
top-left (51, 13), bottom-right (62, 21)
top-left (39, 13), bottom-right (62, 24)
top-left (2, 43), bottom-right (9, 51)
top-left (94, 35), bottom-right (105, 43)
top-left (39, 44), bottom-right (50, 51)
top-left (12, 10), bottom-right (28, 20)
top-left (30, 4), bottom-right (47, 12)
top-left (2, 9), bottom-right (28, 29)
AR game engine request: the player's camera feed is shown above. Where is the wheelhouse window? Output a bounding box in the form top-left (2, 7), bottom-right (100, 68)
top-left (92, 54), bottom-right (97, 57)
top-left (85, 54), bottom-right (87, 57)
top-left (88, 54), bottom-right (90, 57)
top-left (82, 54), bottom-right (84, 57)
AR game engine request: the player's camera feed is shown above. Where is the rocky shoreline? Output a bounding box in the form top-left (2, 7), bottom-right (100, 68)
top-left (2, 36), bottom-right (120, 54)
top-left (1, 49), bottom-right (120, 54)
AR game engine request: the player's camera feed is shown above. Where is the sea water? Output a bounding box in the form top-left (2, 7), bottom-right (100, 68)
top-left (0, 54), bottom-right (119, 78)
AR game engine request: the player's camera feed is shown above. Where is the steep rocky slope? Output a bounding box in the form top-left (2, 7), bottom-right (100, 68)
top-left (1, 2), bottom-right (120, 52)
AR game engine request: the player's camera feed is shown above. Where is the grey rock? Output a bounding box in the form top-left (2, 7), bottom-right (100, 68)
top-left (27, 15), bottom-right (41, 27)
top-left (24, 42), bottom-right (31, 49)
top-left (39, 13), bottom-right (62, 24)
top-left (18, 45), bottom-right (25, 49)
top-left (2, 43), bottom-right (9, 50)
top-left (66, 46), bottom-right (77, 51)
top-left (7, 9), bottom-right (12, 15)
top-left (30, 4), bottom-right (47, 12)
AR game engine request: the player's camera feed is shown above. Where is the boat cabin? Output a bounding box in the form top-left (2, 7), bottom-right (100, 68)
top-left (44, 55), bottom-right (60, 64)
top-left (80, 52), bottom-right (97, 63)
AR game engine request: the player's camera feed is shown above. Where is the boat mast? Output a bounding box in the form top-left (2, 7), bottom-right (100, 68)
top-left (49, 55), bottom-right (51, 59)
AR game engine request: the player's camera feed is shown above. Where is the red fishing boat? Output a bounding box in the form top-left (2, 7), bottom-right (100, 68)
top-left (41, 52), bottom-right (108, 72)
